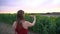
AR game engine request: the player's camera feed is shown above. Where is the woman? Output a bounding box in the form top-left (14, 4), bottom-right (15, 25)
top-left (12, 10), bottom-right (36, 34)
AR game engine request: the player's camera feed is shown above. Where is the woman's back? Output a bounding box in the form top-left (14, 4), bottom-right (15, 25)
top-left (15, 21), bottom-right (28, 34)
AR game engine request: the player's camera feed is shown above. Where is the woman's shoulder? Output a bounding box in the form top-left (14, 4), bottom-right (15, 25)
top-left (24, 21), bottom-right (33, 27)
top-left (13, 21), bottom-right (17, 26)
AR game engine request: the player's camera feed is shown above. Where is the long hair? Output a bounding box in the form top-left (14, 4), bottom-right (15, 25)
top-left (16, 10), bottom-right (25, 25)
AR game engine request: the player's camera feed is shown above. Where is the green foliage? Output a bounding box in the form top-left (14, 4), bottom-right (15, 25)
top-left (0, 14), bottom-right (16, 25)
top-left (0, 14), bottom-right (60, 34)
top-left (56, 17), bottom-right (60, 34)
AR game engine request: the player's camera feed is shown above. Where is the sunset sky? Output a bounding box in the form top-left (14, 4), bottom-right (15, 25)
top-left (0, 0), bottom-right (60, 13)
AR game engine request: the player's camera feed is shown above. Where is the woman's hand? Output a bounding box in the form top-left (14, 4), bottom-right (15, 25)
top-left (30, 15), bottom-right (36, 18)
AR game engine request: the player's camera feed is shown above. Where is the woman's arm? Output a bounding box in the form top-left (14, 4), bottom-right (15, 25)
top-left (12, 21), bottom-right (17, 34)
top-left (26, 15), bottom-right (36, 27)
top-left (12, 21), bottom-right (17, 29)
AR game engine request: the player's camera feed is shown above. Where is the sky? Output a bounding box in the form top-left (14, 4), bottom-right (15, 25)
top-left (0, 0), bottom-right (60, 13)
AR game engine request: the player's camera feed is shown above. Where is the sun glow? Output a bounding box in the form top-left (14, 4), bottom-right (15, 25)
top-left (0, 0), bottom-right (60, 13)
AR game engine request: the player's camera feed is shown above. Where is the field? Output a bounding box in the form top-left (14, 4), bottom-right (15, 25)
top-left (0, 13), bottom-right (60, 34)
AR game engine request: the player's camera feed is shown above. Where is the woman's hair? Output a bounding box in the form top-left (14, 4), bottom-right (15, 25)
top-left (16, 10), bottom-right (25, 24)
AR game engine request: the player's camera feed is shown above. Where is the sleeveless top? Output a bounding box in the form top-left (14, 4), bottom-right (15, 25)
top-left (15, 23), bottom-right (28, 34)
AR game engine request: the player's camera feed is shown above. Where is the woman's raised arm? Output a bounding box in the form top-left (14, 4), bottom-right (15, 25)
top-left (26, 15), bottom-right (36, 27)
